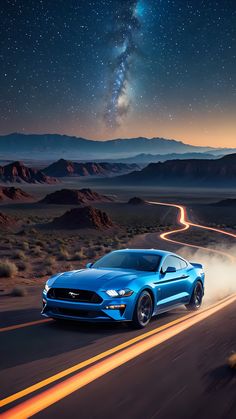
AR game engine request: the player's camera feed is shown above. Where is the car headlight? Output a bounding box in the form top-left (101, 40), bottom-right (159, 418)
top-left (44, 283), bottom-right (50, 293)
top-left (105, 289), bottom-right (133, 297)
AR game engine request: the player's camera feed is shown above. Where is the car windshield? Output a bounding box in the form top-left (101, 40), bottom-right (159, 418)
top-left (93, 252), bottom-right (161, 272)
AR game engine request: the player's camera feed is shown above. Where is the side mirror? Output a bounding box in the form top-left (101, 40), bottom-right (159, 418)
top-left (164, 266), bottom-right (176, 274)
top-left (86, 262), bottom-right (93, 269)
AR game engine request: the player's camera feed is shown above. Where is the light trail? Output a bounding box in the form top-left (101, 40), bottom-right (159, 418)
top-left (2, 293), bottom-right (236, 419)
top-left (148, 201), bottom-right (236, 262)
top-left (0, 310), bottom-right (202, 408)
top-left (0, 318), bottom-right (52, 333)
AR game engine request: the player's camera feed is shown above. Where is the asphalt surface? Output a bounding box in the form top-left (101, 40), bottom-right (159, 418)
top-left (1, 299), bottom-right (236, 418)
top-left (0, 296), bottom-right (188, 400)
top-left (36, 300), bottom-right (236, 419)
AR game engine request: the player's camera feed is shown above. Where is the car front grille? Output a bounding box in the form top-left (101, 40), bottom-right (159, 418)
top-left (47, 288), bottom-right (103, 304)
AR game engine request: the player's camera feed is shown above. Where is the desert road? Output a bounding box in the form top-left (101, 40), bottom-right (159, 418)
top-left (1, 202), bottom-right (236, 418)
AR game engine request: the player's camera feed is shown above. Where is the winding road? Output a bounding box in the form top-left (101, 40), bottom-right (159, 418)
top-left (149, 201), bottom-right (236, 262)
top-left (1, 201), bottom-right (236, 419)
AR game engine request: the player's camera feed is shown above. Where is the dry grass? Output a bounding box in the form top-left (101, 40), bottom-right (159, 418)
top-left (32, 245), bottom-right (43, 257)
top-left (17, 261), bottom-right (28, 271)
top-left (85, 247), bottom-right (97, 259)
top-left (71, 249), bottom-right (86, 261)
top-left (44, 256), bottom-right (56, 267)
top-left (0, 260), bottom-right (18, 278)
top-left (12, 250), bottom-right (27, 260)
top-left (22, 241), bottom-right (29, 251)
top-left (57, 248), bottom-right (70, 261)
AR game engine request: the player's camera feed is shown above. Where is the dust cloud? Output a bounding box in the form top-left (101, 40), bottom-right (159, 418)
top-left (178, 245), bottom-right (236, 305)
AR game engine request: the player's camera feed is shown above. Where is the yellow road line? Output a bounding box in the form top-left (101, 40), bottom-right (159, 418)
top-left (0, 319), bottom-right (52, 333)
top-left (2, 294), bottom-right (236, 419)
top-left (0, 309), bottom-right (199, 408)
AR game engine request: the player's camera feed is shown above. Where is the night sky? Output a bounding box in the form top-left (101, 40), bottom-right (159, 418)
top-left (1, 0), bottom-right (236, 147)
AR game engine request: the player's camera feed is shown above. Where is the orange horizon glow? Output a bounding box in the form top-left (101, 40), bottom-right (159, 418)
top-left (1, 111), bottom-right (235, 149)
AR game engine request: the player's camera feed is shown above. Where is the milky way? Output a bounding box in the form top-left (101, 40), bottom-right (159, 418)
top-left (104, 0), bottom-right (141, 129)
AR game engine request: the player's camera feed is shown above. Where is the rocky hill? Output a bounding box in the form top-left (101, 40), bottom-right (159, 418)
top-left (49, 206), bottom-right (113, 229)
top-left (0, 161), bottom-right (58, 184)
top-left (40, 188), bottom-right (113, 205)
top-left (0, 186), bottom-right (33, 201)
top-left (128, 197), bottom-right (146, 205)
top-left (43, 159), bottom-right (139, 177)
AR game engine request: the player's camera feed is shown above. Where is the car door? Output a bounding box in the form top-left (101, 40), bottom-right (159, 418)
top-left (155, 256), bottom-right (189, 310)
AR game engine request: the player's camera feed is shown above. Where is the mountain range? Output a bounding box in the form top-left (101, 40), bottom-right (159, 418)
top-left (107, 154), bottom-right (236, 187)
top-left (43, 159), bottom-right (138, 177)
top-left (103, 152), bottom-right (221, 164)
top-left (0, 161), bottom-right (58, 184)
top-left (0, 160), bottom-right (139, 184)
top-left (0, 133), bottom-right (235, 160)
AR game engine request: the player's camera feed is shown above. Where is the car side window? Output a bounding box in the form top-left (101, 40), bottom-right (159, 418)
top-left (179, 259), bottom-right (188, 269)
top-left (161, 256), bottom-right (181, 272)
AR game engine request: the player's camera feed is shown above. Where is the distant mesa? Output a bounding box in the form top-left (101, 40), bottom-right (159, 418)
top-left (43, 159), bottom-right (139, 177)
top-left (0, 186), bottom-right (33, 201)
top-left (40, 188), bottom-right (114, 205)
top-left (0, 161), bottom-right (58, 184)
top-left (48, 206), bottom-right (113, 230)
top-left (128, 197), bottom-right (146, 205)
top-left (211, 198), bottom-right (236, 207)
top-left (110, 153), bottom-right (236, 187)
top-left (0, 211), bottom-right (17, 229)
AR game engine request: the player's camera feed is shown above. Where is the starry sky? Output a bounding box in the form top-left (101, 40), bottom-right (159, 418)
top-left (0, 0), bottom-right (236, 147)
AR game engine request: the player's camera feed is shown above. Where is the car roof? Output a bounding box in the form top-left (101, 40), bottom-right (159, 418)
top-left (111, 248), bottom-right (179, 258)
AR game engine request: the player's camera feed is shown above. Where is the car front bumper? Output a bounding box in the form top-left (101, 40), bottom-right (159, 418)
top-left (41, 290), bottom-right (136, 322)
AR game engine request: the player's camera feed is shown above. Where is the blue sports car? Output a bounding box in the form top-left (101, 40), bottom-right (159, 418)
top-left (42, 249), bottom-right (205, 328)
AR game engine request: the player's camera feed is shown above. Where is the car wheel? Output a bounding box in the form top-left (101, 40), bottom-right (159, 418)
top-left (132, 290), bottom-right (153, 329)
top-left (185, 281), bottom-right (203, 311)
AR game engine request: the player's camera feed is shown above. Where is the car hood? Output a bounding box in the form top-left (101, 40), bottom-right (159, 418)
top-left (50, 268), bottom-right (146, 291)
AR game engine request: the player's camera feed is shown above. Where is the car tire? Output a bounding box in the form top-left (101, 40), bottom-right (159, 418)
top-left (185, 281), bottom-right (203, 311)
top-left (132, 290), bottom-right (153, 329)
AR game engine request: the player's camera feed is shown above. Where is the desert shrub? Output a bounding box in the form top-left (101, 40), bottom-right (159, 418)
top-left (71, 248), bottom-right (86, 261)
top-left (44, 256), bottom-right (56, 267)
top-left (11, 286), bottom-right (27, 297)
top-left (0, 260), bottom-right (18, 278)
top-left (29, 228), bottom-right (37, 235)
top-left (57, 248), bottom-right (70, 261)
top-left (12, 250), bottom-right (27, 260)
top-left (17, 261), bottom-right (28, 271)
top-left (45, 268), bottom-right (55, 276)
top-left (65, 263), bottom-right (73, 271)
top-left (22, 241), bottom-right (29, 251)
top-left (35, 240), bottom-right (44, 247)
top-left (93, 245), bottom-right (104, 252)
top-left (33, 245), bottom-right (43, 256)
top-left (85, 247), bottom-right (97, 259)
